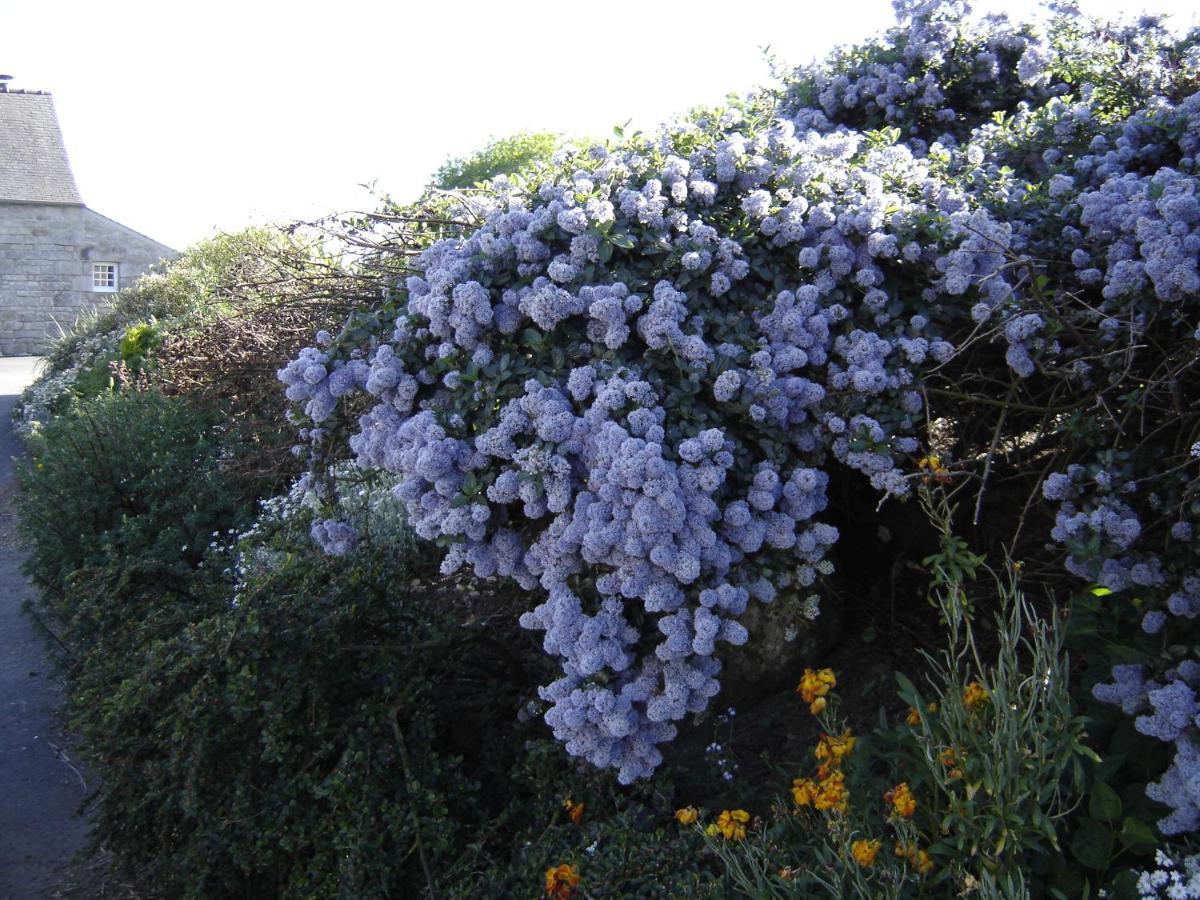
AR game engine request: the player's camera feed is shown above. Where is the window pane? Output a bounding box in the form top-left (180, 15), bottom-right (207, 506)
top-left (93, 264), bottom-right (117, 290)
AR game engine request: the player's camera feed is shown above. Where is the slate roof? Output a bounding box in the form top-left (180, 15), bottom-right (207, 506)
top-left (0, 90), bottom-right (83, 205)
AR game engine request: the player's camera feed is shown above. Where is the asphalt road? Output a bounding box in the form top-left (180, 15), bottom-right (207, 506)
top-left (0, 357), bottom-right (90, 898)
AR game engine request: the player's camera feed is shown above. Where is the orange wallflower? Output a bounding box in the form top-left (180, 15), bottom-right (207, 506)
top-left (544, 863), bottom-right (581, 898)
top-left (940, 747), bottom-right (964, 779)
top-left (815, 731), bottom-right (855, 779)
top-left (674, 806), bottom-right (699, 825)
top-left (906, 702), bottom-right (939, 726)
top-left (796, 668), bottom-right (836, 701)
top-left (895, 842), bottom-right (935, 874)
top-left (815, 731), bottom-right (856, 769)
top-left (562, 798), bottom-right (585, 825)
top-left (813, 770), bottom-right (849, 813)
top-left (917, 453), bottom-right (952, 484)
top-left (795, 770), bottom-right (848, 813)
top-left (716, 808), bottom-right (750, 840)
top-left (796, 668), bottom-right (837, 714)
top-left (963, 681), bottom-right (989, 711)
top-left (792, 777), bottom-right (818, 807)
top-left (852, 838), bottom-right (881, 867)
top-left (885, 782), bottom-right (916, 818)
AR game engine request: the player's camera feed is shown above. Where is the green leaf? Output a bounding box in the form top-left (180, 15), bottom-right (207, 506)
top-left (1070, 818), bottom-right (1113, 870)
top-left (894, 671), bottom-right (924, 709)
top-left (1088, 781), bottom-right (1122, 823)
top-left (1118, 816), bottom-right (1158, 853)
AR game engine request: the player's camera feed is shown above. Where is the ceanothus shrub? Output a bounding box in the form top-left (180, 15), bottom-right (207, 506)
top-left (281, 0), bottom-right (1200, 793)
top-left (279, 112), bottom-right (1016, 784)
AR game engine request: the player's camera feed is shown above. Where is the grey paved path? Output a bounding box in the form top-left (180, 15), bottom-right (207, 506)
top-left (0, 358), bottom-right (90, 899)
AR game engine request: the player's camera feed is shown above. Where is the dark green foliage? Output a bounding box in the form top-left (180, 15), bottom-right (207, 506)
top-left (60, 516), bottom-right (707, 897)
top-left (71, 518), bottom-right (475, 898)
top-left (17, 390), bottom-right (253, 600)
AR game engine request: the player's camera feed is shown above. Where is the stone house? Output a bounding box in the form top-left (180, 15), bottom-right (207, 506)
top-left (0, 77), bottom-right (174, 355)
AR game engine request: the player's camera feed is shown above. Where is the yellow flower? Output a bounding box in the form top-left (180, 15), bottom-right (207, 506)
top-left (796, 668), bottom-right (836, 714)
top-left (813, 770), bottom-right (849, 813)
top-left (544, 863), bottom-right (581, 898)
top-left (791, 777), bottom-right (818, 807)
top-left (705, 823), bottom-right (720, 837)
top-left (885, 782), bottom-right (916, 819)
top-left (563, 799), bottom-right (584, 825)
top-left (716, 808), bottom-right (750, 840)
top-left (851, 838), bottom-right (881, 867)
top-left (674, 806), bottom-right (699, 825)
top-left (815, 731), bottom-right (856, 768)
top-left (963, 681), bottom-right (989, 711)
top-left (917, 453), bottom-right (951, 483)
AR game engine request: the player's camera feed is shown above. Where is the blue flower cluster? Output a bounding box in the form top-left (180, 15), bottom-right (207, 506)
top-left (784, 0), bottom-right (1045, 145)
top-left (1052, 452), bottom-right (1200, 834)
top-left (1095, 658), bottom-right (1200, 834)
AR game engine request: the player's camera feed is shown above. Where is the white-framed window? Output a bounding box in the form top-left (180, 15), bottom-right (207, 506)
top-left (92, 262), bottom-right (118, 292)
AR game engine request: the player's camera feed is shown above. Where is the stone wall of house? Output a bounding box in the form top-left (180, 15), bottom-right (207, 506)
top-left (0, 202), bottom-right (174, 356)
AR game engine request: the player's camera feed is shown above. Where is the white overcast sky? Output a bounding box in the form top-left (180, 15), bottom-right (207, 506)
top-left (4, 0), bottom-right (1196, 249)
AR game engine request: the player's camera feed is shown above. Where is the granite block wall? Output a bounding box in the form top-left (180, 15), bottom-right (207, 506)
top-left (0, 202), bottom-right (174, 355)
